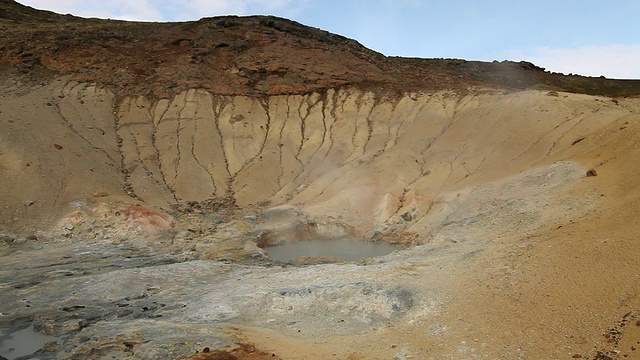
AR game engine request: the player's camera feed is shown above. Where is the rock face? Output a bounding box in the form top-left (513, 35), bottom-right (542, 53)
top-left (3, 2), bottom-right (640, 360)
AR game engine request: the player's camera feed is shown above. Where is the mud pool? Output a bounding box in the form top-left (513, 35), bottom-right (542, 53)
top-left (264, 238), bottom-right (402, 262)
top-left (0, 324), bottom-right (61, 360)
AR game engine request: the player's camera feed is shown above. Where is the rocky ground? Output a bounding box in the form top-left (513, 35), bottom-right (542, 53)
top-left (3, 160), bottom-right (640, 359)
top-left (3, 1), bottom-right (640, 359)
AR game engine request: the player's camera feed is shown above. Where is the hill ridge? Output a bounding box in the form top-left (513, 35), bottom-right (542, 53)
top-left (2, 0), bottom-right (640, 98)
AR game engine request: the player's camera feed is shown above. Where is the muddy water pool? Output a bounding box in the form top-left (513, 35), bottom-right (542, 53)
top-left (265, 238), bottom-right (401, 262)
top-left (0, 325), bottom-right (60, 360)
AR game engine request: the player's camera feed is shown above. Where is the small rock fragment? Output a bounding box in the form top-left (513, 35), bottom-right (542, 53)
top-left (42, 340), bottom-right (59, 352)
top-left (571, 137), bottom-right (586, 145)
top-left (0, 235), bottom-right (15, 244)
top-left (586, 169), bottom-right (598, 177)
top-left (53, 143), bottom-right (63, 150)
top-left (229, 114), bottom-right (244, 124)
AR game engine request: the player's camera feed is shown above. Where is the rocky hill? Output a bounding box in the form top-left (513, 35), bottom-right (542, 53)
top-left (2, 1), bottom-right (640, 359)
top-left (3, 0), bottom-right (640, 98)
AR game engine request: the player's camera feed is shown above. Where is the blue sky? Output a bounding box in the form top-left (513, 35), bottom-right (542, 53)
top-left (17, 0), bottom-right (640, 79)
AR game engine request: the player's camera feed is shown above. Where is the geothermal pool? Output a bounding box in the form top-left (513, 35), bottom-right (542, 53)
top-left (0, 324), bottom-right (61, 360)
top-left (265, 238), bottom-right (401, 262)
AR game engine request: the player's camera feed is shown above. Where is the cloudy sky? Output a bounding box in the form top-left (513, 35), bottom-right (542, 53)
top-left (17, 0), bottom-right (640, 79)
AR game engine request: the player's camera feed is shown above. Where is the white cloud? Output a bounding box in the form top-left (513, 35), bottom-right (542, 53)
top-left (158, 0), bottom-right (252, 18)
top-left (17, 0), bottom-right (305, 22)
top-left (166, 0), bottom-right (306, 21)
top-left (16, 0), bottom-right (75, 14)
top-left (18, 0), bottom-right (163, 21)
top-left (503, 45), bottom-right (640, 80)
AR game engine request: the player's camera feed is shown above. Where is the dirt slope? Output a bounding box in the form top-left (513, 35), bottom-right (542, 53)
top-left (1, 1), bottom-right (640, 360)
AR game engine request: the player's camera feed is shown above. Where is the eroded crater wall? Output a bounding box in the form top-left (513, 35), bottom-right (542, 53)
top-left (1, 81), bottom-right (638, 238)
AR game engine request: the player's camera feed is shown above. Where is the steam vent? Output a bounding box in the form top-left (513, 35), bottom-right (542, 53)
top-left (2, 1), bottom-right (640, 358)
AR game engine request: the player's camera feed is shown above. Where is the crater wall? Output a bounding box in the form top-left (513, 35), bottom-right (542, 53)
top-left (1, 81), bottom-right (638, 239)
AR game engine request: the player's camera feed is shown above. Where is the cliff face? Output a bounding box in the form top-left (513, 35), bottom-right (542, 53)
top-left (3, 79), bottom-right (639, 242)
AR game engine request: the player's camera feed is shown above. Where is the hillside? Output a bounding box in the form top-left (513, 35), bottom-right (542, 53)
top-left (2, 1), bottom-right (640, 359)
top-left (2, 0), bottom-right (640, 98)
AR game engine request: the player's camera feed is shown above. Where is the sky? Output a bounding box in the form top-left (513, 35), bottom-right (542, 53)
top-left (16, 0), bottom-right (640, 79)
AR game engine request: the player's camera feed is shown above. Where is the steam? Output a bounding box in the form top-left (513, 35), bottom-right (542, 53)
top-left (503, 44), bottom-right (640, 79)
top-left (17, 0), bottom-right (305, 22)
